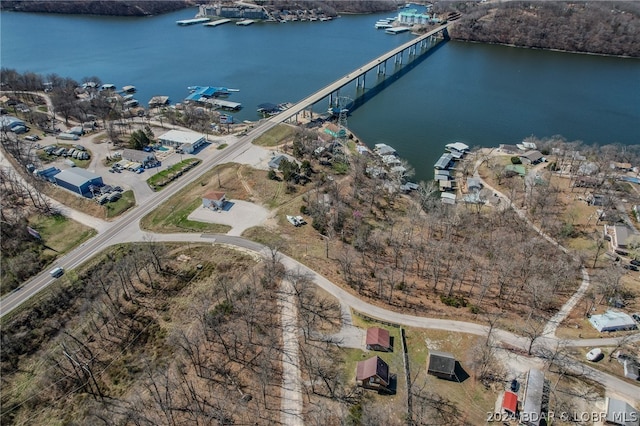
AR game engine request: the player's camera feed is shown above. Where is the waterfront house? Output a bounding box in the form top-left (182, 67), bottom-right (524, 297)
top-left (520, 150), bottom-right (544, 165)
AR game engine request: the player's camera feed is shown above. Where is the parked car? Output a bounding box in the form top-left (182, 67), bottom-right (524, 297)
top-left (630, 259), bottom-right (640, 267)
top-left (632, 313), bottom-right (640, 323)
top-left (510, 379), bottom-right (519, 392)
top-left (623, 264), bottom-right (639, 271)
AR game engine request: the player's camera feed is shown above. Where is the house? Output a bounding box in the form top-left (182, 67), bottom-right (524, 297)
top-left (365, 327), bottom-right (392, 352)
top-left (268, 154), bottom-right (296, 169)
top-left (427, 350), bottom-right (456, 380)
top-left (202, 191), bottom-right (226, 210)
top-left (467, 177), bottom-right (483, 192)
top-left (501, 390), bottom-right (518, 415)
top-left (520, 150), bottom-right (544, 165)
top-left (604, 397), bottom-right (639, 426)
top-left (356, 356), bottom-right (390, 390)
top-left (520, 369), bottom-right (546, 426)
top-left (499, 144), bottom-right (520, 155)
top-left (54, 168), bottom-right (103, 197)
top-left (374, 143), bottom-right (396, 156)
top-left (122, 148), bottom-right (157, 167)
top-left (589, 310), bottom-right (637, 332)
top-left (158, 129), bottom-right (206, 150)
top-left (604, 224), bottom-right (635, 252)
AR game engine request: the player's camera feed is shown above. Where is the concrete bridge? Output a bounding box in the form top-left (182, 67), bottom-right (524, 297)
top-left (267, 22), bottom-right (451, 124)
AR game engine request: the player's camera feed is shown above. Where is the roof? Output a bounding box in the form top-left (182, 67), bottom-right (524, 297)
top-left (589, 310), bottom-right (636, 332)
top-left (521, 150), bottom-right (544, 162)
top-left (158, 130), bottom-right (204, 145)
top-left (502, 391), bottom-right (518, 413)
top-left (55, 168), bottom-right (101, 187)
top-left (122, 148), bottom-right (155, 163)
top-left (467, 177), bottom-right (482, 190)
top-left (445, 142), bottom-right (469, 153)
top-left (505, 164), bottom-right (526, 176)
top-left (434, 153), bottom-right (453, 169)
top-left (366, 327), bottom-right (390, 348)
top-left (428, 350), bottom-right (456, 375)
top-left (203, 191), bottom-right (226, 201)
top-left (605, 397), bottom-right (639, 426)
top-left (612, 225), bottom-right (633, 248)
top-left (269, 154), bottom-right (291, 169)
top-left (374, 144), bottom-right (396, 156)
top-left (356, 356), bottom-right (389, 383)
top-left (522, 369), bottom-right (545, 426)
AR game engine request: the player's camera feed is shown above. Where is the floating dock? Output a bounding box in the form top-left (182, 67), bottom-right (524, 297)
top-left (176, 18), bottom-right (210, 26)
top-left (236, 19), bottom-right (255, 26)
top-left (385, 26), bottom-right (411, 34)
top-left (204, 19), bottom-right (231, 27)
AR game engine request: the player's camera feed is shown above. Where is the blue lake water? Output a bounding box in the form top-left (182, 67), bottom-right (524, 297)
top-left (1, 7), bottom-right (638, 181)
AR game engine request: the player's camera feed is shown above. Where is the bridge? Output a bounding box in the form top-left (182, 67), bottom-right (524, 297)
top-left (267, 22), bottom-right (451, 124)
top-left (1, 23), bottom-right (451, 317)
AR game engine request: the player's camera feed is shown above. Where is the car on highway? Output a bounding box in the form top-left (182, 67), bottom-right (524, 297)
top-left (49, 267), bottom-right (64, 278)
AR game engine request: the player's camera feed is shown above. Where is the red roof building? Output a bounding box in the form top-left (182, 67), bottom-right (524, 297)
top-left (202, 191), bottom-right (227, 210)
top-left (502, 391), bottom-right (518, 414)
top-left (356, 356), bottom-right (390, 390)
top-left (366, 327), bottom-right (392, 352)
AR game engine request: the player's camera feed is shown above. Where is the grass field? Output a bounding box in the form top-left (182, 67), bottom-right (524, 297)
top-left (28, 213), bottom-right (96, 260)
top-left (105, 190), bottom-right (136, 218)
top-left (252, 124), bottom-right (298, 147)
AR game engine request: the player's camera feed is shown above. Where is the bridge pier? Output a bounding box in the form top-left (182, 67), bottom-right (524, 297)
top-left (356, 74), bottom-right (366, 88)
top-left (409, 45), bottom-right (416, 56)
top-left (377, 61), bottom-right (386, 75)
top-left (394, 52), bottom-right (403, 65)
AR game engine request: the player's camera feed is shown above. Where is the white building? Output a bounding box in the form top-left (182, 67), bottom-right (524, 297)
top-left (589, 310), bottom-right (637, 332)
top-left (158, 130), bottom-right (206, 150)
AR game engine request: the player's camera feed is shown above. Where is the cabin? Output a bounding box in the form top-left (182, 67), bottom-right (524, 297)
top-left (427, 350), bottom-right (456, 380)
top-left (356, 356), bottom-right (390, 391)
top-left (202, 191), bottom-right (227, 211)
top-left (365, 327), bottom-right (392, 352)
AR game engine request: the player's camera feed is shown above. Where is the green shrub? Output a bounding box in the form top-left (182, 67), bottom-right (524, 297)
top-left (510, 156), bottom-right (522, 164)
top-left (440, 295), bottom-right (468, 308)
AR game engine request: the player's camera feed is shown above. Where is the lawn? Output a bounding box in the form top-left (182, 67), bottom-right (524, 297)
top-left (105, 190), bottom-right (136, 218)
top-left (252, 124), bottom-right (298, 147)
top-left (147, 158), bottom-right (201, 191)
top-left (28, 213), bottom-right (96, 260)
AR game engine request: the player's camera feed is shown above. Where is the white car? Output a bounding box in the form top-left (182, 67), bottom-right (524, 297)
top-left (586, 348), bottom-right (603, 362)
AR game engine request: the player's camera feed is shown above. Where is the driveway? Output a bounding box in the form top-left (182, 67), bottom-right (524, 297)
top-left (188, 200), bottom-right (270, 236)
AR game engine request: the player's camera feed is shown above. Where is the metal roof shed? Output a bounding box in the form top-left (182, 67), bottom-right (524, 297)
top-left (158, 130), bottom-right (205, 148)
top-left (605, 397), bottom-right (639, 426)
top-left (521, 369), bottom-right (545, 426)
top-left (54, 168), bottom-right (103, 197)
top-left (434, 153), bottom-right (453, 170)
top-left (589, 310), bottom-right (637, 332)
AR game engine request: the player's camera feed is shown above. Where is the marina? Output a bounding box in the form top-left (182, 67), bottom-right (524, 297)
top-left (203, 19), bottom-right (232, 27)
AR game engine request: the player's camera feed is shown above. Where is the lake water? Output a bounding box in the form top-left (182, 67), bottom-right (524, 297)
top-left (1, 7), bottom-right (638, 181)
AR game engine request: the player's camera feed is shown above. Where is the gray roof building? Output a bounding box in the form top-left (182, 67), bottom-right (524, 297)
top-left (427, 350), bottom-right (456, 380)
top-left (122, 148), bottom-right (156, 165)
top-left (605, 397), bottom-right (639, 426)
top-left (521, 369), bottom-right (546, 426)
top-left (54, 168), bottom-right (103, 197)
top-left (520, 150), bottom-right (544, 165)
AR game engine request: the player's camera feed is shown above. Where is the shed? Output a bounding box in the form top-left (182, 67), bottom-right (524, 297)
top-left (356, 356), bottom-right (390, 390)
top-left (589, 310), bottom-right (637, 332)
top-left (604, 397), bottom-right (639, 426)
top-left (158, 130), bottom-right (206, 149)
top-left (521, 369), bottom-right (546, 426)
top-left (427, 350), bottom-right (456, 380)
top-left (502, 390), bottom-right (518, 415)
top-left (54, 168), bottom-right (103, 197)
top-left (202, 191), bottom-right (226, 210)
top-left (365, 327), bottom-right (391, 352)
top-left (122, 148), bottom-right (156, 167)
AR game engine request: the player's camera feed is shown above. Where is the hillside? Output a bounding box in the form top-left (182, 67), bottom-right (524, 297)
top-left (0, 0), bottom-right (196, 16)
top-left (436, 1), bottom-right (640, 57)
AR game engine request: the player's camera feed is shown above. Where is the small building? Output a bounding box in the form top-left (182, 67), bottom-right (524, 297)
top-left (501, 390), bottom-right (518, 415)
top-left (268, 154), bottom-right (296, 169)
top-left (122, 148), bottom-right (156, 167)
top-left (604, 224), bottom-right (634, 252)
top-left (365, 327), bottom-right (392, 352)
top-left (158, 129), bottom-right (206, 149)
top-left (356, 356), bottom-right (390, 391)
top-left (68, 126), bottom-right (84, 136)
top-left (604, 397), bottom-right (639, 426)
top-left (0, 115), bottom-right (25, 131)
top-left (202, 191), bottom-right (226, 210)
top-left (34, 166), bottom-right (61, 182)
top-left (54, 168), bottom-right (103, 197)
top-left (374, 143), bottom-right (397, 156)
top-left (521, 369), bottom-right (546, 426)
top-left (499, 144), bottom-right (520, 155)
top-left (434, 153), bottom-right (454, 170)
top-left (427, 350), bottom-right (456, 380)
top-left (589, 310), bottom-right (637, 332)
top-left (148, 95), bottom-right (170, 108)
top-left (520, 150), bottom-right (544, 165)
top-left (467, 177), bottom-right (483, 192)
top-left (440, 192), bottom-right (456, 205)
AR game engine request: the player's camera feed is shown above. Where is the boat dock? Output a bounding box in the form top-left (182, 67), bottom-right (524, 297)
top-left (236, 19), bottom-right (255, 26)
top-left (176, 18), bottom-right (210, 26)
top-left (204, 19), bottom-right (231, 27)
top-left (386, 26), bottom-right (411, 34)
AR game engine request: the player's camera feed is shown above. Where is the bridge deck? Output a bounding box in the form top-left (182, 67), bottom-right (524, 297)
top-left (271, 23), bottom-right (451, 124)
